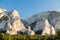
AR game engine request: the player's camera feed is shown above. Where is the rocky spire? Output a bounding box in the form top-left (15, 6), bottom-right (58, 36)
top-left (44, 18), bottom-right (50, 27)
top-left (50, 26), bottom-right (56, 35)
top-left (42, 19), bottom-right (50, 35)
top-left (0, 8), bottom-right (7, 13)
top-left (6, 10), bottom-right (26, 35)
top-left (0, 8), bottom-right (7, 18)
top-left (42, 19), bottom-right (56, 35)
top-left (27, 26), bottom-right (35, 35)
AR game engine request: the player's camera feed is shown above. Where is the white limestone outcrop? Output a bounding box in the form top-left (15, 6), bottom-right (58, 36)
top-left (50, 26), bottom-right (56, 35)
top-left (42, 19), bottom-right (56, 35)
top-left (0, 8), bottom-right (57, 35)
top-left (6, 10), bottom-right (26, 35)
top-left (27, 26), bottom-right (35, 35)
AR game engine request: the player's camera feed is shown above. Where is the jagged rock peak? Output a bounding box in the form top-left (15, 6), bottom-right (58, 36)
top-left (33, 18), bottom-right (51, 31)
top-left (50, 26), bottom-right (56, 35)
top-left (0, 8), bottom-right (8, 18)
top-left (42, 19), bottom-right (56, 35)
top-left (27, 26), bottom-right (35, 35)
top-left (44, 18), bottom-right (51, 27)
top-left (6, 10), bottom-right (26, 35)
top-left (8, 10), bottom-right (20, 18)
top-left (0, 8), bottom-right (57, 35)
top-left (0, 8), bottom-right (7, 13)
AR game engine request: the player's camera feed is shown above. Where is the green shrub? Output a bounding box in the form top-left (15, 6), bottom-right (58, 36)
top-left (0, 31), bottom-right (60, 40)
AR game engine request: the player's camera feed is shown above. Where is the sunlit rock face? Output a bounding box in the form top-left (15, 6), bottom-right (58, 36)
top-left (0, 8), bottom-right (7, 18)
top-left (0, 8), bottom-right (59, 35)
top-left (0, 8), bottom-right (7, 13)
top-left (25, 12), bottom-right (51, 32)
top-left (41, 19), bottom-right (51, 35)
top-left (42, 26), bottom-right (56, 35)
top-left (0, 8), bottom-right (35, 35)
top-left (27, 26), bottom-right (35, 35)
top-left (19, 26), bottom-right (35, 35)
top-left (25, 12), bottom-right (50, 24)
top-left (41, 19), bottom-right (56, 35)
top-left (25, 11), bottom-right (60, 31)
top-left (50, 26), bottom-right (56, 35)
top-left (6, 10), bottom-right (26, 35)
top-left (0, 8), bottom-right (8, 31)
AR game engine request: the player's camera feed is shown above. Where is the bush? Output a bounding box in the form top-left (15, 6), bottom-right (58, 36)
top-left (0, 31), bottom-right (60, 40)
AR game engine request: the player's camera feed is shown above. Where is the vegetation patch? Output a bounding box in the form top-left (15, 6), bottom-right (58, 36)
top-left (0, 31), bottom-right (60, 40)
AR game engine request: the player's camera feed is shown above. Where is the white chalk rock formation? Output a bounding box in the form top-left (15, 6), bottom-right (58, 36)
top-left (0, 8), bottom-right (7, 18)
top-left (50, 26), bottom-right (56, 35)
top-left (27, 26), bottom-right (35, 35)
top-left (42, 19), bottom-right (56, 35)
top-left (6, 10), bottom-right (26, 35)
top-left (42, 19), bottom-right (51, 35)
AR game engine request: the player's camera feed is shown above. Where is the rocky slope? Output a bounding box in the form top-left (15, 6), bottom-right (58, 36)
top-left (25, 11), bottom-right (60, 35)
top-left (6, 10), bottom-right (26, 35)
top-left (0, 8), bottom-right (59, 35)
top-left (0, 8), bottom-right (35, 35)
top-left (25, 11), bottom-right (60, 30)
top-left (41, 19), bottom-right (56, 35)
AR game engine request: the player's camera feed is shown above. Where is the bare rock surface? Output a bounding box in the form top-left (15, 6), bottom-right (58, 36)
top-left (6, 10), bottom-right (26, 35)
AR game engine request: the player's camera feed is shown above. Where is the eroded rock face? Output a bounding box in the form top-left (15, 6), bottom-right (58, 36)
top-left (41, 19), bottom-right (56, 35)
top-left (25, 11), bottom-right (60, 30)
top-left (19, 26), bottom-right (35, 35)
top-left (41, 19), bottom-right (51, 35)
top-left (42, 26), bottom-right (56, 35)
top-left (0, 9), bottom-right (57, 35)
top-left (0, 9), bottom-right (35, 35)
top-left (25, 11), bottom-right (60, 35)
top-left (27, 26), bottom-right (35, 35)
top-left (6, 10), bottom-right (26, 35)
top-left (34, 18), bottom-right (45, 31)
top-left (50, 26), bottom-right (56, 35)
top-left (0, 8), bottom-right (8, 32)
top-left (0, 8), bottom-right (7, 13)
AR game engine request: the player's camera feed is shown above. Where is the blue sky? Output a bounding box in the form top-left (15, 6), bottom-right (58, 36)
top-left (0, 0), bottom-right (60, 19)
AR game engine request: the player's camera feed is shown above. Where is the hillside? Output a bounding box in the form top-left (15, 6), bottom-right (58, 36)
top-left (0, 8), bottom-right (60, 35)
